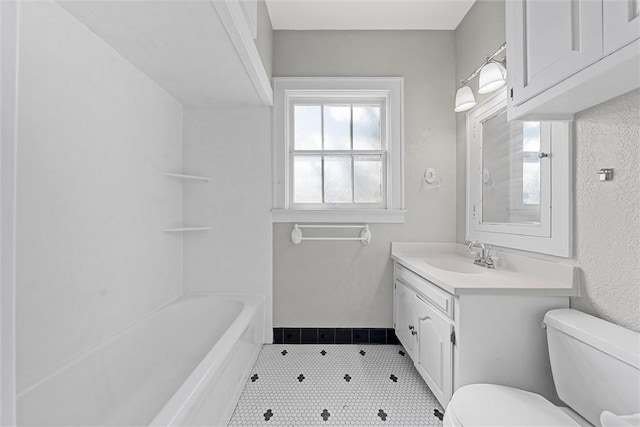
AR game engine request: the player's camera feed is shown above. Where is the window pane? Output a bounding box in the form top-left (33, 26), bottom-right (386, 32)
top-left (523, 156), bottom-right (541, 205)
top-left (353, 105), bottom-right (381, 150)
top-left (324, 156), bottom-right (352, 203)
top-left (354, 155), bottom-right (383, 203)
top-left (323, 105), bottom-right (351, 150)
top-left (522, 122), bottom-right (540, 152)
top-left (294, 105), bottom-right (322, 150)
top-left (294, 155), bottom-right (322, 203)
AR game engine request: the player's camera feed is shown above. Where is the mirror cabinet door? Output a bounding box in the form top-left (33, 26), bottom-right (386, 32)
top-left (480, 109), bottom-right (549, 227)
top-left (466, 89), bottom-right (571, 257)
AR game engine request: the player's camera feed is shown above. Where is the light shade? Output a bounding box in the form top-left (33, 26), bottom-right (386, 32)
top-left (454, 85), bottom-right (476, 112)
top-left (478, 61), bottom-right (507, 94)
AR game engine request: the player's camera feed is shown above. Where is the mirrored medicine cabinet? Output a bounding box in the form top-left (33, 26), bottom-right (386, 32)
top-left (466, 90), bottom-right (572, 257)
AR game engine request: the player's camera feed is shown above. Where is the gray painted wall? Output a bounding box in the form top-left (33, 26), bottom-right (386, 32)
top-left (571, 90), bottom-right (640, 331)
top-left (454, 0), bottom-right (506, 243)
top-left (272, 31), bottom-right (457, 328)
top-left (454, 0), bottom-right (639, 331)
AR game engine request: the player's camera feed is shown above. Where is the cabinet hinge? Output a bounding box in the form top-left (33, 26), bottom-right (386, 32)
top-left (450, 330), bottom-right (456, 346)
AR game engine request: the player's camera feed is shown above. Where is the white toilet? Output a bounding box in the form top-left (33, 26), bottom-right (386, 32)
top-left (443, 309), bottom-right (640, 427)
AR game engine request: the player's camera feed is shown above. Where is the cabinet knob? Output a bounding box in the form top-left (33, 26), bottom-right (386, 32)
top-left (408, 325), bottom-right (414, 330)
top-left (411, 330), bottom-right (417, 336)
top-left (538, 152), bottom-right (549, 158)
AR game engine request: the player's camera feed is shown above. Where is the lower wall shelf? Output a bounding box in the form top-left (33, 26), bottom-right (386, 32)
top-left (163, 227), bottom-right (210, 232)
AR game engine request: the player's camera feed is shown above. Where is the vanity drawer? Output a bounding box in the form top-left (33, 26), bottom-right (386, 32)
top-left (395, 263), bottom-right (453, 317)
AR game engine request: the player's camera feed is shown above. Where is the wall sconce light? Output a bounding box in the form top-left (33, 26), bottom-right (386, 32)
top-left (454, 85), bottom-right (476, 112)
top-left (454, 42), bottom-right (507, 113)
top-left (478, 61), bottom-right (507, 94)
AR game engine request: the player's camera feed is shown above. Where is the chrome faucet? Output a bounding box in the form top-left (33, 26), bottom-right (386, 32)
top-left (467, 240), bottom-right (495, 269)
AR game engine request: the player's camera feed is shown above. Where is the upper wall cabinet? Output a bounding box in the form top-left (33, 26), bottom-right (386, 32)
top-left (506, 0), bottom-right (640, 120)
top-left (604, 0), bottom-right (640, 54)
top-left (508, 0), bottom-right (603, 106)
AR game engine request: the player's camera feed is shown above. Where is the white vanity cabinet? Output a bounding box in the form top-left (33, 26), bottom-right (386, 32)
top-left (412, 291), bottom-right (454, 406)
top-left (393, 258), bottom-right (571, 408)
top-left (394, 281), bottom-right (417, 357)
top-left (394, 265), bottom-right (455, 405)
top-left (506, 0), bottom-right (640, 120)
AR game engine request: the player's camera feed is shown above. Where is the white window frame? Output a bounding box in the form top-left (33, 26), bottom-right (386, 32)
top-left (272, 77), bottom-right (405, 223)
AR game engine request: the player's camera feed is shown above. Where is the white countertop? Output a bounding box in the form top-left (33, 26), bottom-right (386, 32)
top-left (391, 242), bottom-right (578, 296)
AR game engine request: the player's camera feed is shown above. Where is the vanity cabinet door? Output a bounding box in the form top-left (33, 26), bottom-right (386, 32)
top-left (507, 0), bottom-right (603, 106)
top-left (394, 281), bottom-right (416, 357)
top-left (603, 0), bottom-right (640, 54)
top-left (413, 294), bottom-right (454, 407)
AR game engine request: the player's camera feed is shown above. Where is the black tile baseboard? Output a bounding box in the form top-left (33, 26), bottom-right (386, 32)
top-left (273, 328), bottom-right (400, 345)
top-left (283, 328), bottom-right (301, 344)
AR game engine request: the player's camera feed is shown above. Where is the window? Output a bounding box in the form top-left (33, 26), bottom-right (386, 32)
top-left (273, 78), bottom-right (405, 223)
top-left (292, 103), bottom-right (384, 207)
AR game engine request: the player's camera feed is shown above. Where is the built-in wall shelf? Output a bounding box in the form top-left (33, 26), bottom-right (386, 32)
top-left (164, 172), bottom-right (210, 182)
top-left (164, 173), bottom-right (209, 232)
top-left (163, 227), bottom-right (210, 233)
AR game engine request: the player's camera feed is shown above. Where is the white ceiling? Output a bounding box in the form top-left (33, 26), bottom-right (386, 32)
top-left (265, 0), bottom-right (476, 31)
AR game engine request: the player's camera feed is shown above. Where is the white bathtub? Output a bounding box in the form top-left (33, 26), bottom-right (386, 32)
top-left (17, 294), bottom-right (264, 426)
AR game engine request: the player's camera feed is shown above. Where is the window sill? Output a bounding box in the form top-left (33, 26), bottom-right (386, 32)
top-left (271, 209), bottom-right (406, 224)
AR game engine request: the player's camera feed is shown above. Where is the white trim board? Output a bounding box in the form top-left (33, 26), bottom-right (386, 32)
top-left (0, 0), bottom-right (19, 423)
top-left (212, 0), bottom-right (272, 106)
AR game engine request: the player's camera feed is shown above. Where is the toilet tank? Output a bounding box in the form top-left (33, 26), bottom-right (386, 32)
top-left (544, 309), bottom-right (640, 426)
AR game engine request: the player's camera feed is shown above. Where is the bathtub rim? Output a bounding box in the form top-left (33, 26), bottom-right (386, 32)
top-left (150, 293), bottom-right (264, 427)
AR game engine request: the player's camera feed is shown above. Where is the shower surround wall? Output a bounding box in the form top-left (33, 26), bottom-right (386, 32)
top-left (272, 31), bottom-right (457, 328)
top-left (16, 0), bottom-right (183, 399)
top-left (180, 0), bottom-right (274, 342)
top-left (182, 107), bottom-right (273, 342)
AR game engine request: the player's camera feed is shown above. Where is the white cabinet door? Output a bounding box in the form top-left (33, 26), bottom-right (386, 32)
top-left (603, 0), bottom-right (640, 54)
top-left (413, 294), bottom-right (454, 407)
top-left (507, 0), bottom-right (603, 105)
top-left (394, 281), bottom-right (416, 356)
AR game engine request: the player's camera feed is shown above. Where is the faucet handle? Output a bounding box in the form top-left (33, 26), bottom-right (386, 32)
top-left (467, 240), bottom-right (485, 258)
top-left (489, 254), bottom-right (500, 266)
top-left (484, 256), bottom-right (495, 268)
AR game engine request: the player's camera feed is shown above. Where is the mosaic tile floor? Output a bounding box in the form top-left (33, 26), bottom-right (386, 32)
top-left (228, 344), bottom-right (444, 426)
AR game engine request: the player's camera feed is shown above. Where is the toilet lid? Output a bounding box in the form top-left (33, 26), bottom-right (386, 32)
top-left (449, 384), bottom-right (581, 427)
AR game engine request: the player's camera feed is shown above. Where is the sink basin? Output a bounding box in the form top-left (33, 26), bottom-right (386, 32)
top-left (392, 242), bottom-right (577, 295)
top-left (422, 256), bottom-right (484, 274)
